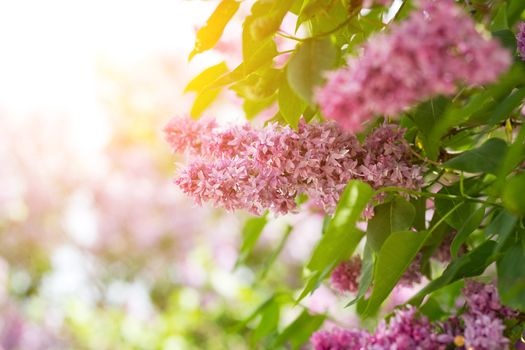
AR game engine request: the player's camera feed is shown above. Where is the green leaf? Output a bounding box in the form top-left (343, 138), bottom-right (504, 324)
top-left (487, 87), bottom-right (525, 125)
top-left (235, 293), bottom-right (291, 331)
top-left (185, 62), bottom-right (229, 93)
top-left (419, 297), bottom-right (446, 322)
top-left (362, 231), bottom-right (429, 316)
top-left (412, 97), bottom-right (449, 160)
top-left (413, 97), bottom-right (449, 138)
top-left (206, 39), bottom-right (278, 91)
top-left (287, 37), bottom-right (337, 105)
top-left (492, 29), bottom-right (518, 52)
top-left (236, 216), bottom-right (268, 267)
top-left (346, 243), bottom-right (374, 307)
top-left (272, 310), bottom-right (325, 350)
top-left (252, 301), bottom-right (280, 343)
top-left (489, 209), bottom-right (518, 255)
top-left (491, 4), bottom-right (509, 31)
top-left (503, 174), bottom-right (525, 216)
top-left (366, 197), bottom-right (415, 252)
top-left (297, 0), bottom-right (335, 28)
top-left (411, 197), bottom-right (427, 232)
top-left (435, 188), bottom-right (475, 230)
top-left (507, 0), bottom-right (525, 26)
top-left (497, 244), bottom-right (525, 312)
top-left (443, 138), bottom-right (508, 175)
top-left (243, 0), bottom-right (294, 60)
top-left (298, 181), bottom-right (373, 302)
top-left (231, 68), bottom-right (283, 100)
top-left (424, 64), bottom-right (525, 160)
top-left (409, 240), bottom-right (497, 306)
top-left (243, 95), bottom-right (276, 120)
top-left (190, 88), bottom-right (222, 119)
top-left (450, 205), bottom-right (485, 257)
top-left (189, 0), bottom-right (240, 60)
top-left (493, 121), bottom-right (525, 193)
top-left (307, 181), bottom-right (373, 271)
top-left (278, 78), bottom-right (307, 128)
top-left (259, 226), bottom-right (292, 279)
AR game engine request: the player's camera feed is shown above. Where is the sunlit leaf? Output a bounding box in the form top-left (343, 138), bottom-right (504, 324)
top-left (287, 37), bottom-right (337, 105)
top-left (297, 181), bottom-right (373, 302)
top-left (278, 77), bottom-right (307, 128)
top-left (185, 62), bottom-right (228, 93)
top-left (189, 0), bottom-right (240, 60)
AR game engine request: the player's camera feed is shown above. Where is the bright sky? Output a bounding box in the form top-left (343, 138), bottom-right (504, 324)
top-left (0, 0), bottom-right (219, 150)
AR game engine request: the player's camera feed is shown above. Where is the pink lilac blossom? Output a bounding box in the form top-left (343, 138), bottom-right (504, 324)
top-left (517, 22), bottom-right (525, 61)
top-left (316, 0), bottom-right (511, 131)
top-left (330, 256), bottom-right (362, 293)
top-left (369, 306), bottom-right (443, 349)
top-left (165, 116), bottom-right (424, 216)
top-left (311, 328), bottom-right (370, 350)
top-left (311, 307), bottom-right (443, 350)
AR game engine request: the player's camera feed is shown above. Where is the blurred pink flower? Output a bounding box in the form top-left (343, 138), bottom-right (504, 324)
top-left (317, 0), bottom-right (511, 131)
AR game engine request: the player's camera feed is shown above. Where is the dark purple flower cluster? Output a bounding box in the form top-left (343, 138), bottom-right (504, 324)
top-left (518, 22), bottom-right (525, 61)
top-left (311, 281), bottom-right (521, 350)
top-left (312, 307), bottom-right (443, 350)
top-left (460, 281), bottom-right (518, 350)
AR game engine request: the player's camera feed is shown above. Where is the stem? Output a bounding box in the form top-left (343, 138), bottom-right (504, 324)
top-left (423, 169), bottom-right (446, 190)
top-left (428, 202), bottom-right (463, 234)
top-left (376, 186), bottom-right (502, 207)
top-left (276, 31), bottom-right (305, 42)
top-left (276, 49), bottom-right (295, 56)
top-left (277, 15), bottom-right (358, 42)
top-left (410, 147), bottom-right (441, 167)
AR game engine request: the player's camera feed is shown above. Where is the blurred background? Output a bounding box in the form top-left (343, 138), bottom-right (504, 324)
top-left (0, 1), bottom-right (338, 349)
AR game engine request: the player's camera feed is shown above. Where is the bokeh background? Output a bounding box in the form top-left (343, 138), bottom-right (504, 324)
top-left (0, 1), bottom-right (339, 349)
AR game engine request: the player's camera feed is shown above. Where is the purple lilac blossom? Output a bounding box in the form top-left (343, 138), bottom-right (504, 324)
top-left (330, 256), bottom-right (362, 293)
top-left (517, 22), bottom-right (525, 61)
top-left (311, 328), bottom-right (370, 350)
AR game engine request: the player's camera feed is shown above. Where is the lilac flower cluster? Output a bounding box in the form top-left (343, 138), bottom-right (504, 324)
top-left (312, 307), bottom-right (443, 350)
top-left (311, 328), bottom-right (370, 350)
top-left (316, 0), bottom-right (511, 131)
top-left (312, 281), bottom-right (521, 350)
top-left (330, 256), bottom-right (362, 293)
top-left (460, 280), bottom-right (518, 350)
top-left (517, 22), bottom-right (525, 61)
top-left (164, 116), bottom-right (424, 216)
